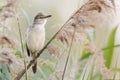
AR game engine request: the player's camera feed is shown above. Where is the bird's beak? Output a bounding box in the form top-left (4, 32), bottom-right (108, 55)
top-left (40, 15), bottom-right (52, 19)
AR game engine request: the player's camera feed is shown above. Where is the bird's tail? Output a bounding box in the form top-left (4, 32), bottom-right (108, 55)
top-left (32, 59), bottom-right (37, 73)
top-left (32, 52), bottom-right (37, 73)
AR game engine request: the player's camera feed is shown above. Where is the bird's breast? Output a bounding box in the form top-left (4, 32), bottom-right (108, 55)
top-left (27, 25), bottom-right (45, 53)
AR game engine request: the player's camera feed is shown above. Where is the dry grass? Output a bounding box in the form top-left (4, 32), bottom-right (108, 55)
top-left (94, 51), bottom-right (113, 79)
top-left (0, 0), bottom-right (117, 80)
top-left (0, 48), bottom-right (23, 79)
top-left (47, 44), bottom-right (62, 58)
top-left (0, 0), bottom-right (18, 22)
top-left (55, 0), bottom-right (115, 46)
top-left (0, 36), bottom-right (18, 49)
top-left (0, 48), bottom-right (20, 64)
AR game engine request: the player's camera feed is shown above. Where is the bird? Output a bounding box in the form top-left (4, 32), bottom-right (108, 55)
top-left (26, 12), bottom-right (51, 73)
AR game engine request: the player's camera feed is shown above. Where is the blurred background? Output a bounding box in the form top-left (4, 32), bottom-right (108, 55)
top-left (0, 0), bottom-right (120, 80)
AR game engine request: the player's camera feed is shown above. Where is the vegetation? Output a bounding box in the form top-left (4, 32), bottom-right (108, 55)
top-left (0, 0), bottom-right (120, 80)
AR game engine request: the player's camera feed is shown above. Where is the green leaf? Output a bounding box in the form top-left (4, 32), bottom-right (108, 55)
top-left (103, 26), bottom-right (118, 69)
top-left (0, 72), bottom-right (5, 80)
top-left (80, 51), bottom-right (93, 60)
top-left (112, 68), bottom-right (120, 72)
top-left (0, 64), bottom-right (10, 80)
top-left (87, 64), bottom-right (94, 80)
top-left (92, 73), bottom-right (102, 80)
top-left (15, 51), bottom-right (22, 58)
top-left (0, 5), bottom-right (7, 12)
top-left (102, 44), bottom-right (120, 50)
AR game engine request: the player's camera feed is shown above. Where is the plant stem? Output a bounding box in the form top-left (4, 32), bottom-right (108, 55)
top-left (62, 28), bottom-right (76, 80)
top-left (16, 17), bottom-right (28, 80)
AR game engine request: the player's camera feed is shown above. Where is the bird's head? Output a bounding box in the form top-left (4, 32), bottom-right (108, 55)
top-left (34, 12), bottom-right (52, 24)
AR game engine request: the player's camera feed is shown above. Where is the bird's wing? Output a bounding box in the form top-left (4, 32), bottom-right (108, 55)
top-left (26, 43), bottom-right (30, 56)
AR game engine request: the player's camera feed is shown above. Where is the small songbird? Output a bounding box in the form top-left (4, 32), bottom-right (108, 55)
top-left (26, 12), bottom-right (51, 73)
